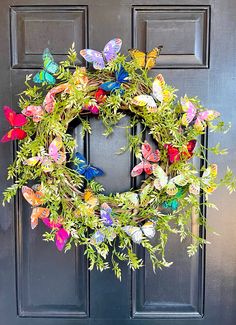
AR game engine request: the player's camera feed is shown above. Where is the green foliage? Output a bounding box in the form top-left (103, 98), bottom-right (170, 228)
top-left (2, 46), bottom-right (235, 279)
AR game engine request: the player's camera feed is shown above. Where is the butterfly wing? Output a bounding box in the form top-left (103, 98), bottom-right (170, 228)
top-left (43, 48), bottom-right (59, 74)
top-left (131, 161), bottom-right (144, 177)
top-left (152, 75), bottom-right (164, 103)
top-left (100, 81), bottom-right (121, 92)
top-left (100, 203), bottom-right (113, 226)
top-left (189, 182), bottom-right (200, 195)
top-left (83, 165), bottom-right (104, 181)
top-left (30, 207), bottom-right (50, 229)
top-left (33, 71), bottom-right (56, 85)
top-left (75, 152), bottom-right (87, 174)
top-left (145, 47), bottom-right (162, 70)
top-left (186, 140), bottom-right (196, 157)
top-left (92, 230), bottom-right (105, 244)
top-left (153, 165), bottom-right (168, 190)
top-left (22, 186), bottom-right (44, 206)
top-left (142, 141), bottom-right (160, 162)
top-left (143, 160), bottom-right (153, 175)
top-left (55, 228), bottom-right (70, 251)
top-left (132, 95), bottom-right (157, 112)
top-left (165, 182), bottom-right (178, 196)
top-left (84, 189), bottom-right (99, 207)
top-left (49, 136), bottom-right (66, 164)
top-left (23, 156), bottom-right (41, 166)
top-left (164, 144), bottom-right (180, 164)
top-left (83, 104), bottom-right (100, 115)
top-left (172, 174), bottom-right (188, 186)
top-left (103, 38), bottom-right (122, 62)
top-left (80, 49), bottom-right (105, 69)
top-left (115, 65), bottom-right (129, 83)
top-left (142, 221), bottom-right (156, 239)
top-left (0, 128), bottom-right (27, 142)
top-left (123, 226), bottom-right (143, 244)
top-left (3, 106), bottom-right (27, 127)
top-left (22, 105), bottom-right (44, 123)
top-left (128, 49), bottom-right (146, 68)
top-left (181, 98), bottom-right (197, 126)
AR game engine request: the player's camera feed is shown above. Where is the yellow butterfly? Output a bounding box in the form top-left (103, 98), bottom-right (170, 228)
top-left (128, 46), bottom-right (162, 70)
top-left (84, 189), bottom-right (99, 207)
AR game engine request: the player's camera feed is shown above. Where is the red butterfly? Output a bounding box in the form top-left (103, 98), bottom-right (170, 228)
top-left (1, 106), bottom-right (28, 142)
top-left (131, 141), bottom-right (160, 177)
top-left (164, 140), bottom-right (196, 164)
top-left (82, 88), bottom-right (107, 115)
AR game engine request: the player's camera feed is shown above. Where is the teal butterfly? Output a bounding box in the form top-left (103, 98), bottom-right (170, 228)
top-left (33, 48), bottom-right (59, 85)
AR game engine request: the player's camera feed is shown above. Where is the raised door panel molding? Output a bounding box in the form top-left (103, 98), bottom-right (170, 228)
top-left (132, 6), bottom-right (210, 68)
top-left (10, 6), bottom-right (88, 68)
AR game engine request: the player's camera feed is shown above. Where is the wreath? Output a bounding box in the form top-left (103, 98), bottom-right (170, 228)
top-left (2, 39), bottom-right (235, 279)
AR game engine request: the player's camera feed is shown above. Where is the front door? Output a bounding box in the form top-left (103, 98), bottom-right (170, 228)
top-left (0, 1), bottom-right (236, 324)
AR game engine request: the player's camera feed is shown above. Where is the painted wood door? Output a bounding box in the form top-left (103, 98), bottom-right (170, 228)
top-left (0, 1), bottom-right (236, 324)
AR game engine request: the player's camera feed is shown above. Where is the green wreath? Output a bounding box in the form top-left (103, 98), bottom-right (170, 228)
top-left (1, 39), bottom-right (235, 279)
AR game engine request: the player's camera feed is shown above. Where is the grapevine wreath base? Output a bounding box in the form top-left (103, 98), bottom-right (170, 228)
top-left (1, 39), bottom-right (235, 279)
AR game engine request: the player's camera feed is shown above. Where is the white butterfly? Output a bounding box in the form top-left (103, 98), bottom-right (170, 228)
top-left (123, 221), bottom-right (156, 244)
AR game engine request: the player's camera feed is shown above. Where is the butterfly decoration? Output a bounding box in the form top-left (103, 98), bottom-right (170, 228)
top-left (42, 217), bottom-right (70, 251)
top-left (132, 74), bottom-right (165, 112)
top-left (80, 38), bottom-right (122, 70)
top-left (181, 97), bottom-right (220, 132)
top-left (153, 165), bottom-right (188, 196)
top-left (164, 140), bottom-right (196, 164)
top-left (91, 230), bottom-right (105, 244)
top-left (74, 152), bottom-right (104, 181)
top-left (24, 136), bottom-right (66, 172)
top-left (201, 164), bottom-right (218, 193)
top-left (128, 46), bottom-right (163, 70)
top-left (131, 141), bottom-right (160, 177)
top-left (33, 48), bottom-right (59, 85)
top-left (22, 185), bottom-right (50, 229)
top-left (100, 203), bottom-right (113, 226)
top-left (22, 105), bottom-right (44, 123)
top-left (100, 65), bottom-right (129, 94)
top-left (82, 89), bottom-right (107, 115)
top-left (123, 220), bottom-right (156, 244)
top-left (1, 106), bottom-right (28, 142)
top-left (84, 189), bottom-right (99, 207)
top-left (162, 199), bottom-right (179, 211)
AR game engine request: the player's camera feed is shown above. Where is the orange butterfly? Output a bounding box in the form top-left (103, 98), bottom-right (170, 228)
top-left (22, 185), bottom-right (50, 229)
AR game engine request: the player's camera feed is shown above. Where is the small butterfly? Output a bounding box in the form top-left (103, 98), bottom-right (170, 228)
top-left (91, 230), bottom-right (105, 244)
top-left (100, 65), bottom-right (129, 94)
top-left (84, 189), bottom-right (99, 207)
top-left (132, 74), bottom-right (165, 112)
top-left (80, 38), bottom-right (122, 70)
top-left (42, 217), bottom-right (70, 251)
top-left (181, 97), bottom-right (220, 132)
top-left (22, 185), bottom-right (50, 229)
top-left (128, 46), bottom-right (163, 70)
top-left (100, 203), bottom-right (113, 226)
top-left (131, 141), bottom-right (160, 177)
top-left (153, 165), bottom-right (188, 196)
top-left (162, 199), bottom-right (179, 211)
top-left (201, 164), bottom-right (218, 193)
top-left (74, 152), bottom-right (104, 181)
top-left (164, 140), bottom-right (196, 164)
top-left (82, 89), bottom-right (107, 115)
top-left (33, 48), bottom-right (59, 85)
top-left (1, 106), bottom-right (28, 142)
top-left (24, 136), bottom-right (66, 172)
top-left (123, 220), bottom-right (156, 244)
top-left (22, 105), bottom-right (44, 123)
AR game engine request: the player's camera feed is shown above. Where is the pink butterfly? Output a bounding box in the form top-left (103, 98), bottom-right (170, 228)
top-left (181, 97), bottom-right (220, 132)
top-left (22, 105), bottom-right (44, 122)
top-left (24, 136), bottom-right (66, 172)
top-left (1, 106), bottom-right (27, 142)
top-left (131, 141), bottom-right (160, 177)
top-left (42, 217), bottom-right (70, 251)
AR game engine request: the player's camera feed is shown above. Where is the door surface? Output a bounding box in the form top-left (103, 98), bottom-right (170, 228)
top-left (0, 1), bottom-right (236, 324)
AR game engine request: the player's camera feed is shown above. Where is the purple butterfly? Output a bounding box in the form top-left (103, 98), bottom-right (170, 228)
top-left (80, 38), bottom-right (122, 70)
top-left (100, 203), bottom-right (113, 226)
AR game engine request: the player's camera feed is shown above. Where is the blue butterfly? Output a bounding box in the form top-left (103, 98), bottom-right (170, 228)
top-left (100, 65), bottom-right (129, 94)
top-left (33, 48), bottom-right (59, 85)
top-left (74, 152), bottom-right (104, 181)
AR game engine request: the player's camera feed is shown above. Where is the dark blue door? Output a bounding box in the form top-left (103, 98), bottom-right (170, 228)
top-left (0, 1), bottom-right (236, 324)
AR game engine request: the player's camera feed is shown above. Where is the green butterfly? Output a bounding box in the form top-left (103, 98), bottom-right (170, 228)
top-left (33, 48), bottom-right (59, 85)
